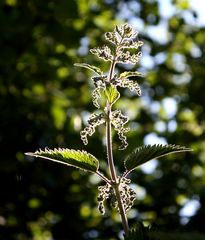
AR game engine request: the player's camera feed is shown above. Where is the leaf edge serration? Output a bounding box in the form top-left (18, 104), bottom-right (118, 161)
top-left (25, 148), bottom-right (99, 173)
top-left (124, 144), bottom-right (193, 175)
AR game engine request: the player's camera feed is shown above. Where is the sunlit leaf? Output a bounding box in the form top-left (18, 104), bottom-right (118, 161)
top-left (104, 85), bottom-right (120, 105)
top-left (124, 144), bottom-right (192, 175)
top-left (25, 148), bottom-right (99, 173)
top-left (74, 63), bottom-right (103, 76)
top-left (119, 71), bottom-right (144, 79)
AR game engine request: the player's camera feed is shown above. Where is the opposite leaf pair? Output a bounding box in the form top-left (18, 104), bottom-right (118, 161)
top-left (25, 144), bottom-right (191, 183)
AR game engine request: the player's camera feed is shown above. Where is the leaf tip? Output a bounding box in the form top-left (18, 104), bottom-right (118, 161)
top-left (185, 147), bottom-right (194, 152)
top-left (25, 152), bottom-right (36, 157)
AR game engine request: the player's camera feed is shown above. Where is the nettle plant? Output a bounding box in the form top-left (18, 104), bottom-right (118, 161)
top-left (26, 24), bottom-right (192, 239)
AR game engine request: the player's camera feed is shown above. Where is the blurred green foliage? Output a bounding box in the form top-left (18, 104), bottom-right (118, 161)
top-left (0, 0), bottom-right (205, 239)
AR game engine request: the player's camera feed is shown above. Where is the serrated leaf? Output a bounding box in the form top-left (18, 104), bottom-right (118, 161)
top-left (104, 85), bottom-right (120, 105)
top-left (74, 63), bottom-right (103, 76)
top-left (124, 144), bottom-right (192, 175)
top-left (25, 148), bottom-right (99, 173)
top-left (119, 71), bottom-right (144, 79)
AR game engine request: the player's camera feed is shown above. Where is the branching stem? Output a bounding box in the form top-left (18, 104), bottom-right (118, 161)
top-left (96, 171), bottom-right (111, 185)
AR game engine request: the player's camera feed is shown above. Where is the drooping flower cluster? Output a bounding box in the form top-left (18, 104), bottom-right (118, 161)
top-left (111, 73), bottom-right (142, 96)
top-left (97, 177), bottom-right (136, 215)
top-left (119, 177), bottom-right (136, 212)
top-left (97, 183), bottom-right (115, 215)
top-left (111, 110), bottom-right (129, 150)
top-left (80, 113), bottom-right (105, 145)
top-left (91, 75), bottom-right (107, 108)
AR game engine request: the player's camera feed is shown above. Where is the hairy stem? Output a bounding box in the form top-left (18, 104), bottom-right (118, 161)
top-left (106, 111), bottom-right (117, 181)
top-left (113, 183), bottom-right (129, 235)
top-left (106, 59), bottom-right (129, 235)
top-left (108, 59), bottom-right (116, 80)
top-left (106, 59), bottom-right (116, 182)
top-left (106, 105), bottom-right (129, 235)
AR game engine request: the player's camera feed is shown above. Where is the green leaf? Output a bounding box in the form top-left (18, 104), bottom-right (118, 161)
top-left (119, 71), bottom-right (144, 79)
top-left (74, 63), bottom-right (103, 76)
top-left (25, 148), bottom-right (99, 173)
top-left (104, 85), bottom-right (120, 105)
top-left (124, 144), bottom-right (192, 174)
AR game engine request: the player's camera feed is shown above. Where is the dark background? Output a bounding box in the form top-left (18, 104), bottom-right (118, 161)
top-left (0, 0), bottom-right (205, 239)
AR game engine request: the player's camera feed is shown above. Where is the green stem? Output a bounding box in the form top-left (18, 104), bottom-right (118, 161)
top-left (106, 107), bottom-right (116, 182)
top-left (105, 59), bottom-right (129, 235)
top-left (113, 183), bottom-right (129, 235)
top-left (108, 59), bottom-right (116, 81)
top-left (106, 110), bottom-right (129, 235)
top-left (106, 59), bottom-right (117, 182)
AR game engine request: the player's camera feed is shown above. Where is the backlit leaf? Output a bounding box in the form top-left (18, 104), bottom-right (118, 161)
top-left (25, 148), bottom-right (99, 173)
top-left (119, 71), bottom-right (144, 79)
top-left (104, 85), bottom-right (120, 105)
top-left (124, 144), bottom-right (192, 175)
top-left (74, 63), bottom-right (103, 76)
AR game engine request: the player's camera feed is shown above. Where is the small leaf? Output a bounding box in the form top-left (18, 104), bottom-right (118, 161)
top-left (119, 71), bottom-right (144, 79)
top-left (25, 148), bottom-right (99, 173)
top-left (104, 85), bottom-right (120, 105)
top-left (124, 144), bottom-right (192, 175)
top-left (74, 63), bottom-right (103, 76)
